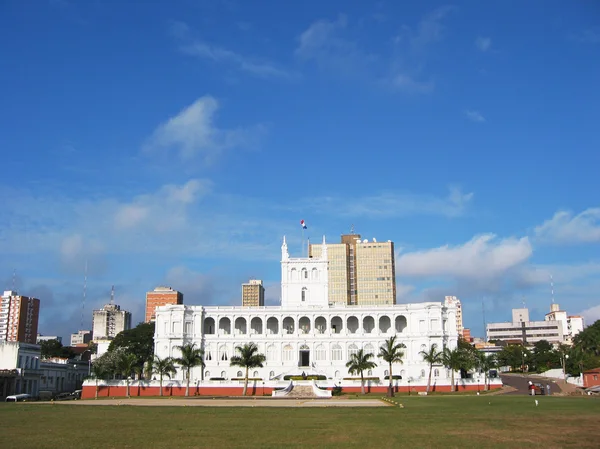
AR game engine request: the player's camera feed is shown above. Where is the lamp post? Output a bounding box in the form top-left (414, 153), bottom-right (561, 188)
top-left (562, 354), bottom-right (569, 382)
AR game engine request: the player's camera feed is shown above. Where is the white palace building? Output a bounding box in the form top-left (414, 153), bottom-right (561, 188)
top-left (147, 236), bottom-right (495, 395)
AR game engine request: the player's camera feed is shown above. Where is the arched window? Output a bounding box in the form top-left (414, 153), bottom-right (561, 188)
top-left (434, 369), bottom-right (440, 378)
top-left (269, 371), bottom-right (275, 379)
top-left (384, 370), bottom-right (389, 376)
top-left (291, 268), bottom-right (297, 280)
top-left (220, 371), bottom-right (227, 379)
top-left (334, 370), bottom-right (340, 378)
top-left (301, 268), bottom-right (308, 279)
top-left (237, 371), bottom-right (243, 377)
top-left (348, 344), bottom-right (359, 359)
top-left (219, 345), bottom-right (228, 361)
top-left (331, 344), bottom-right (342, 361)
top-left (283, 344), bottom-right (293, 362)
top-left (267, 344), bottom-right (277, 361)
top-left (301, 287), bottom-right (307, 302)
top-left (311, 268), bottom-right (319, 280)
top-left (364, 343), bottom-right (375, 355)
top-left (420, 369), bottom-right (426, 378)
top-left (205, 371), bottom-right (210, 378)
top-left (315, 344), bottom-right (326, 361)
top-left (253, 371), bottom-right (259, 377)
top-left (367, 370), bottom-right (373, 376)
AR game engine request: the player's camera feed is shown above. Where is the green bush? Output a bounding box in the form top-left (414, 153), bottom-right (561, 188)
top-left (283, 375), bottom-right (327, 380)
top-left (332, 386), bottom-right (343, 396)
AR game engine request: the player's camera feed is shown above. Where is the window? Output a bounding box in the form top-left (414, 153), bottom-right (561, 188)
top-left (348, 344), bottom-right (359, 359)
top-left (283, 345), bottom-right (293, 362)
top-left (420, 369), bottom-right (426, 378)
top-left (219, 346), bottom-right (228, 361)
top-left (221, 371), bottom-right (227, 379)
top-left (237, 371), bottom-right (243, 377)
top-left (331, 344), bottom-right (343, 361)
top-left (205, 371), bottom-right (210, 378)
top-left (315, 344), bottom-right (326, 361)
top-left (185, 322), bottom-right (192, 334)
top-left (301, 287), bottom-right (306, 302)
top-left (267, 344), bottom-right (277, 361)
top-left (434, 369), bottom-right (439, 378)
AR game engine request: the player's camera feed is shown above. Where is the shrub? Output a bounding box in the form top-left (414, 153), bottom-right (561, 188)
top-left (283, 375), bottom-right (327, 380)
top-left (332, 386), bottom-right (343, 396)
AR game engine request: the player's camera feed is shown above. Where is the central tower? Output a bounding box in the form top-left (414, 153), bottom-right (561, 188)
top-left (281, 236), bottom-right (329, 307)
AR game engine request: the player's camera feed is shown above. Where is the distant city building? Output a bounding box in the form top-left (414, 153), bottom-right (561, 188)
top-left (37, 335), bottom-right (62, 344)
top-left (309, 233), bottom-right (396, 306)
top-left (70, 330), bottom-right (92, 346)
top-left (0, 291), bottom-right (40, 344)
top-left (444, 296), bottom-right (464, 337)
top-left (92, 287), bottom-right (131, 340)
top-left (242, 280), bottom-right (265, 307)
top-left (486, 303), bottom-right (583, 345)
top-left (0, 341), bottom-right (42, 399)
top-left (545, 303), bottom-right (584, 344)
top-left (145, 286), bottom-right (183, 322)
top-left (462, 328), bottom-right (472, 342)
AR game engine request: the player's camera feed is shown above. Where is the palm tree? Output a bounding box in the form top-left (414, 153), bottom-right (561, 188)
top-left (230, 342), bottom-right (266, 396)
top-left (153, 355), bottom-right (177, 397)
top-left (91, 363), bottom-right (108, 399)
top-left (378, 336), bottom-right (406, 397)
top-left (175, 343), bottom-right (205, 397)
top-left (478, 353), bottom-right (497, 390)
top-left (420, 343), bottom-right (443, 393)
top-left (346, 349), bottom-right (377, 395)
top-left (442, 347), bottom-right (463, 392)
top-left (117, 353), bottom-right (138, 398)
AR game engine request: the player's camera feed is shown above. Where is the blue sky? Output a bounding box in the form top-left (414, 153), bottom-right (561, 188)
top-left (1, 0), bottom-right (599, 341)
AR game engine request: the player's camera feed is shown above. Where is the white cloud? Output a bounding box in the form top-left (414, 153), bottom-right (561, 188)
top-left (396, 234), bottom-right (532, 280)
top-left (534, 208), bottom-right (600, 244)
top-left (409, 6), bottom-right (455, 50)
top-left (475, 37), bottom-right (491, 52)
top-left (144, 96), bottom-right (264, 162)
top-left (310, 186), bottom-right (473, 218)
top-left (391, 74), bottom-right (434, 94)
top-left (114, 205), bottom-right (149, 229)
top-left (465, 110), bottom-right (486, 122)
top-left (183, 41), bottom-right (293, 79)
top-left (580, 305), bottom-right (600, 324)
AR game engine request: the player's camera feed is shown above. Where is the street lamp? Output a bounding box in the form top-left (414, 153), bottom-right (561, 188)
top-left (562, 354), bottom-right (569, 382)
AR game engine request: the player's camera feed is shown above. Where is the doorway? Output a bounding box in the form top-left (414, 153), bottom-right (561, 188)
top-left (299, 350), bottom-right (310, 367)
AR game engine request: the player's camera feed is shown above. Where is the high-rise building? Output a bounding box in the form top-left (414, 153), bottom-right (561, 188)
top-left (444, 296), bottom-right (464, 337)
top-left (70, 330), bottom-right (92, 346)
top-left (545, 303), bottom-right (584, 344)
top-left (309, 233), bottom-right (396, 306)
top-left (242, 280), bottom-right (265, 307)
top-left (0, 291), bottom-right (40, 344)
top-left (145, 286), bottom-right (183, 322)
top-left (92, 287), bottom-right (131, 340)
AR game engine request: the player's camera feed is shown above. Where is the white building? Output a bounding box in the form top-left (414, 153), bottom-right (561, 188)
top-left (71, 330), bottom-right (92, 346)
top-left (444, 296), bottom-right (463, 337)
top-left (0, 341), bottom-right (42, 399)
top-left (37, 335), bottom-right (62, 344)
top-left (487, 303), bottom-right (583, 345)
top-left (154, 237), bottom-right (461, 387)
top-left (92, 290), bottom-right (132, 340)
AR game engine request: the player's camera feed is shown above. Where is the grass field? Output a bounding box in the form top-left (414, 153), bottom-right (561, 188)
top-left (1, 396), bottom-right (598, 448)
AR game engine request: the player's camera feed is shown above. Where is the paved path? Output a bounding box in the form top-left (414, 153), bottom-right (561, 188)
top-left (44, 398), bottom-right (389, 408)
top-left (500, 373), bottom-right (570, 395)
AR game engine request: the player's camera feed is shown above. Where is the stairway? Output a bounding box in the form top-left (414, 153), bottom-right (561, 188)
top-left (287, 385), bottom-right (318, 398)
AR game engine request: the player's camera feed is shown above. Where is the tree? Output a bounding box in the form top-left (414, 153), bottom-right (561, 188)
top-left (117, 352), bottom-right (138, 398)
top-left (174, 343), bottom-right (205, 397)
top-left (420, 343), bottom-right (443, 393)
top-left (478, 353), bottom-right (497, 390)
top-left (442, 347), bottom-right (463, 392)
top-left (91, 361), bottom-right (109, 399)
top-left (230, 342), bottom-right (266, 396)
top-left (40, 339), bottom-right (76, 360)
top-left (531, 340), bottom-right (559, 372)
top-left (378, 336), bottom-right (406, 397)
top-left (572, 320), bottom-right (600, 357)
top-left (497, 344), bottom-right (531, 372)
top-left (346, 349), bottom-right (377, 395)
top-left (108, 322), bottom-right (155, 377)
top-left (152, 355), bottom-right (177, 397)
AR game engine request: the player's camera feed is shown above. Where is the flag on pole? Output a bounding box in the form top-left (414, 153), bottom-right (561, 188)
top-left (300, 219), bottom-right (307, 229)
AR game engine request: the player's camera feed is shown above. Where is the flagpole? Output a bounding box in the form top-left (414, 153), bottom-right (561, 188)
top-left (302, 226), bottom-right (305, 257)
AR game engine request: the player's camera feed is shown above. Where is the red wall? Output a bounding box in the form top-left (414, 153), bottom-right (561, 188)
top-left (82, 382), bottom-right (498, 399)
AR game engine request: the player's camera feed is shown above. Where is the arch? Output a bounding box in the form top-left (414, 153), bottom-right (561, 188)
top-left (205, 344), bottom-right (213, 361)
top-left (363, 316), bottom-right (375, 334)
top-left (301, 286), bottom-right (307, 302)
top-left (395, 315), bottom-right (408, 333)
top-left (315, 344), bottom-right (326, 361)
top-left (250, 317), bottom-right (263, 335)
top-left (315, 316), bottom-right (327, 334)
top-left (301, 268), bottom-right (308, 279)
top-left (420, 369), bottom-right (426, 378)
top-left (253, 370), bottom-right (259, 377)
top-left (204, 317), bottom-right (215, 334)
top-left (300, 344), bottom-right (309, 351)
top-left (220, 371), bottom-right (227, 379)
top-left (311, 267), bottom-right (319, 280)
top-left (283, 316), bottom-right (295, 334)
top-left (347, 316), bottom-right (359, 334)
top-left (434, 369), bottom-right (440, 378)
top-left (379, 315), bottom-right (391, 333)
top-left (205, 371), bottom-right (210, 378)
top-left (219, 317), bottom-right (231, 335)
top-left (299, 316), bottom-right (311, 334)
top-left (290, 268), bottom-right (297, 281)
top-left (237, 371), bottom-right (243, 378)
top-left (367, 369), bottom-right (373, 376)
top-left (283, 344), bottom-right (294, 362)
top-left (331, 316), bottom-right (343, 334)
top-left (364, 343), bottom-right (375, 356)
top-left (334, 370), bottom-right (341, 378)
top-left (218, 345), bottom-right (228, 361)
top-left (331, 344), bottom-right (343, 361)
top-left (269, 371), bottom-right (275, 379)
top-left (384, 369), bottom-right (389, 376)
top-left (266, 344), bottom-right (277, 361)
top-left (400, 369), bottom-right (405, 378)
top-left (348, 343), bottom-right (359, 359)
top-left (234, 317), bottom-right (247, 335)
top-left (266, 317), bottom-right (279, 335)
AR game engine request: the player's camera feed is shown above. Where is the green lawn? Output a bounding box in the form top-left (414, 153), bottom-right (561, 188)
top-left (1, 396), bottom-right (598, 448)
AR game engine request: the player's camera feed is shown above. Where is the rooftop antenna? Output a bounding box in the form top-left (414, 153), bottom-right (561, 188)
top-left (522, 296), bottom-right (526, 308)
top-left (482, 299), bottom-right (487, 339)
top-left (81, 259), bottom-right (87, 331)
top-left (12, 268), bottom-right (16, 292)
top-left (350, 224), bottom-right (355, 234)
top-left (550, 274), bottom-right (555, 304)
top-left (110, 285), bottom-right (115, 305)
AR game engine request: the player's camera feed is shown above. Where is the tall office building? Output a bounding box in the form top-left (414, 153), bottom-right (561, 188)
top-left (242, 279), bottom-right (265, 307)
top-left (145, 286), bottom-right (183, 322)
top-left (92, 287), bottom-right (132, 339)
top-left (0, 291), bottom-right (40, 344)
top-left (309, 233), bottom-right (396, 306)
top-left (444, 296), bottom-right (464, 337)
